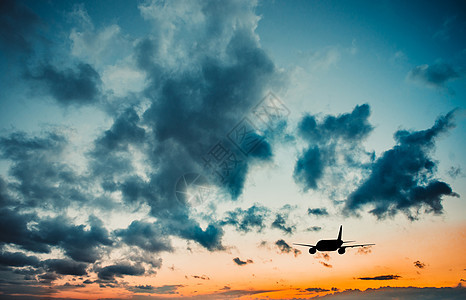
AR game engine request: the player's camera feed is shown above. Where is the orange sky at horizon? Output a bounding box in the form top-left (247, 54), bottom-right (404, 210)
top-left (18, 221), bottom-right (465, 299)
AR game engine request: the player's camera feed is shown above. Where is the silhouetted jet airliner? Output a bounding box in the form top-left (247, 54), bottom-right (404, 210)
top-left (294, 225), bottom-right (374, 255)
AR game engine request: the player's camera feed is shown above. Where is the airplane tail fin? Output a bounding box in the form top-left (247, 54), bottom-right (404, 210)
top-left (337, 225), bottom-right (342, 241)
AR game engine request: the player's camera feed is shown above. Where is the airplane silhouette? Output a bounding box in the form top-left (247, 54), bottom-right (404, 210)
top-left (294, 225), bottom-right (375, 255)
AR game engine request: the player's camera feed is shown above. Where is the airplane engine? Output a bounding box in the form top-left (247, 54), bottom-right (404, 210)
top-left (309, 248), bottom-right (316, 254)
top-left (338, 248), bottom-right (345, 255)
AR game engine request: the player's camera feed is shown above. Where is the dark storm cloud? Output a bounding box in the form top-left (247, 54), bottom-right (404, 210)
top-left (408, 62), bottom-right (461, 88)
top-left (27, 62), bottom-right (101, 106)
top-left (87, 108), bottom-right (146, 199)
top-left (32, 215), bottom-right (112, 263)
top-left (308, 208), bottom-right (329, 216)
top-left (413, 260), bottom-right (426, 269)
top-left (358, 274), bottom-right (401, 280)
top-left (38, 272), bottom-right (60, 283)
top-left (98, 264), bottom-right (145, 281)
top-left (294, 104), bottom-right (373, 191)
top-left (221, 205), bottom-right (270, 233)
top-left (170, 222), bottom-right (225, 251)
top-left (298, 104), bottom-right (373, 142)
top-left (0, 208), bottom-right (111, 262)
top-left (93, 107), bottom-right (146, 153)
top-left (0, 0), bottom-right (42, 53)
top-left (44, 259), bottom-right (87, 276)
top-left (345, 110), bottom-right (459, 220)
top-left (0, 251), bottom-right (40, 267)
top-left (275, 239), bottom-right (301, 257)
top-left (232, 257), bottom-right (253, 266)
top-left (0, 131), bottom-right (88, 209)
top-left (115, 220), bottom-right (172, 253)
top-left (0, 208), bottom-right (47, 253)
top-left (294, 146), bottom-right (323, 190)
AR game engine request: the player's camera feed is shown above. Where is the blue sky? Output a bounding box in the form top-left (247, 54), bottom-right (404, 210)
top-left (0, 0), bottom-right (465, 299)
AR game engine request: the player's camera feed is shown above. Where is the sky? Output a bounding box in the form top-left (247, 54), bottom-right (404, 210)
top-left (0, 0), bottom-right (465, 299)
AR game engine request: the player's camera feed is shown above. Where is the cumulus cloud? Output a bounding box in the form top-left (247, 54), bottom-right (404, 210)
top-left (294, 104), bottom-right (373, 191)
top-left (345, 110), bottom-right (459, 220)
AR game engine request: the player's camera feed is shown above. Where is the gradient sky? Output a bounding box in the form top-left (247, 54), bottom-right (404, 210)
top-left (0, 0), bottom-right (465, 299)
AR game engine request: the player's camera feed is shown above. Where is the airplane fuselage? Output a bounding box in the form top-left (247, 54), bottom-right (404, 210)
top-left (293, 225), bottom-right (375, 255)
top-left (316, 239), bottom-right (343, 251)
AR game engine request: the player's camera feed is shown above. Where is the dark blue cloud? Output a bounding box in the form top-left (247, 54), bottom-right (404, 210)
top-left (271, 213), bottom-right (296, 234)
top-left (115, 220), bottom-right (172, 253)
top-left (232, 257), bottom-right (253, 266)
top-left (27, 63), bottom-right (101, 106)
top-left (220, 205), bottom-right (270, 233)
top-left (0, 208), bottom-right (48, 253)
top-left (294, 146), bottom-right (324, 190)
top-left (275, 239), bottom-right (301, 257)
top-left (98, 264), bottom-right (145, 281)
top-left (308, 208), bottom-right (329, 216)
top-left (34, 215), bottom-right (112, 263)
top-left (0, 251), bottom-right (40, 268)
top-left (44, 259), bottom-right (87, 276)
top-left (0, 132), bottom-right (88, 208)
top-left (0, 0), bottom-right (42, 54)
top-left (408, 62), bottom-right (461, 88)
top-left (345, 110), bottom-right (459, 220)
top-left (294, 104), bottom-right (373, 191)
top-left (0, 208), bottom-right (112, 263)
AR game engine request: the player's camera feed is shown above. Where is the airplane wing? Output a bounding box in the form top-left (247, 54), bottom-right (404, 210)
top-left (341, 243), bottom-right (375, 248)
top-left (293, 243), bottom-right (315, 248)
